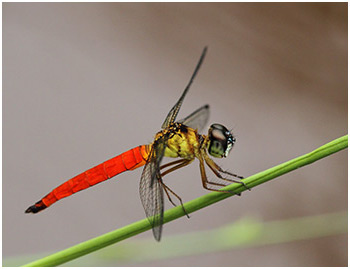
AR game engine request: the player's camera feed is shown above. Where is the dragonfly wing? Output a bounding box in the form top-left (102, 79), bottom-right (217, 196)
top-left (139, 136), bottom-right (167, 241)
top-left (161, 47), bottom-right (208, 129)
top-left (178, 104), bottom-right (210, 132)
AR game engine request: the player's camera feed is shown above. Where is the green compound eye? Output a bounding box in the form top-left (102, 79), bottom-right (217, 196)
top-left (209, 140), bottom-right (225, 158)
top-left (207, 124), bottom-right (235, 158)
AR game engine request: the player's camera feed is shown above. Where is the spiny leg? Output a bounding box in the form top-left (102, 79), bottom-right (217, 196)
top-left (160, 159), bottom-right (193, 177)
top-left (198, 155), bottom-right (241, 196)
top-left (203, 154), bottom-right (250, 191)
top-left (161, 181), bottom-right (190, 218)
top-left (205, 154), bottom-right (244, 178)
top-left (160, 159), bottom-right (193, 217)
top-left (162, 182), bottom-right (177, 207)
top-left (159, 159), bottom-right (186, 171)
top-left (200, 179), bottom-right (242, 196)
top-left (221, 170), bottom-right (244, 179)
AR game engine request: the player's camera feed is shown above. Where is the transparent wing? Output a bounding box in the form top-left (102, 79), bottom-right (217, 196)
top-left (161, 47), bottom-right (208, 129)
top-left (139, 136), bottom-right (167, 241)
top-left (178, 104), bottom-right (210, 132)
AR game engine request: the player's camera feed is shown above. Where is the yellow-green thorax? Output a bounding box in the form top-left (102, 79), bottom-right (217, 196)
top-left (154, 123), bottom-right (202, 160)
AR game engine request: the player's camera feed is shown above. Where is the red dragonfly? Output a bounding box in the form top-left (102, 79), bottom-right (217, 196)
top-left (25, 47), bottom-right (247, 241)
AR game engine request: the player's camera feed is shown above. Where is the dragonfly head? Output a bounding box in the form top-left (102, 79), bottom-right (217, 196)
top-left (207, 124), bottom-right (235, 158)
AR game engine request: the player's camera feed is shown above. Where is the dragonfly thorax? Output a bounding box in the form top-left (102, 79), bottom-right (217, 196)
top-left (158, 123), bottom-right (200, 159)
top-left (207, 124), bottom-right (235, 158)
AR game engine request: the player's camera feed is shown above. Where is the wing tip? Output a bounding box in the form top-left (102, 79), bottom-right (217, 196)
top-left (152, 227), bottom-right (162, 242)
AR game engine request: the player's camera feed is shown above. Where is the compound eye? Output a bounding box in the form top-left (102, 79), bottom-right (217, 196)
top-left (207, 124), bottom-right (234, 158)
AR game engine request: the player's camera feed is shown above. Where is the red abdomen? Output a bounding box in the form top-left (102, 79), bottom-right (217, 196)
top-left (25, 145), bottom-right (150, 213)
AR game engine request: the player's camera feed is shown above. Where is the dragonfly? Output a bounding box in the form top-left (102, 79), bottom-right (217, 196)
top-left (25, 47), bottom-right (247, 241)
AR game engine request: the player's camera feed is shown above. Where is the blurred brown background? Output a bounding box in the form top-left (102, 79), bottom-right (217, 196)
top-left (3, 3), bottom-right (347, 266)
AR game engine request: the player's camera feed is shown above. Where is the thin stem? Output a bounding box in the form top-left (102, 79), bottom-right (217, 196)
top-left (22, 135), bottom-right (348, 267)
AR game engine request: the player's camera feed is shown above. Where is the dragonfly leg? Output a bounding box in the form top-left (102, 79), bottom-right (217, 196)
top-left (203, 154), bottom-right (250, 191)
top-left (204, 180), bottom-right (242, 196)
top-left (162, 184), bottom-right (177, 208)
top-left (161, 181), bottom-right (190, 218)
top-left (160, 159), bottom-right (193, 177)
top-left (159, 159), bottom-right (192, 218)
top-left (199, 155), bottom-right (241, 196)
top-left (220, 170), bottom-right (244, 179)
top-left (159, 159), bottom-right (188, 171)
top-left (204, 154), bottom-right (244, 178)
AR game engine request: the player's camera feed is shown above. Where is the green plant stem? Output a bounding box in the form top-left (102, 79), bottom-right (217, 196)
top-left (22, 135), bottom-right (348, 267)
top-left (66, 211), bottom-right (347, 266)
